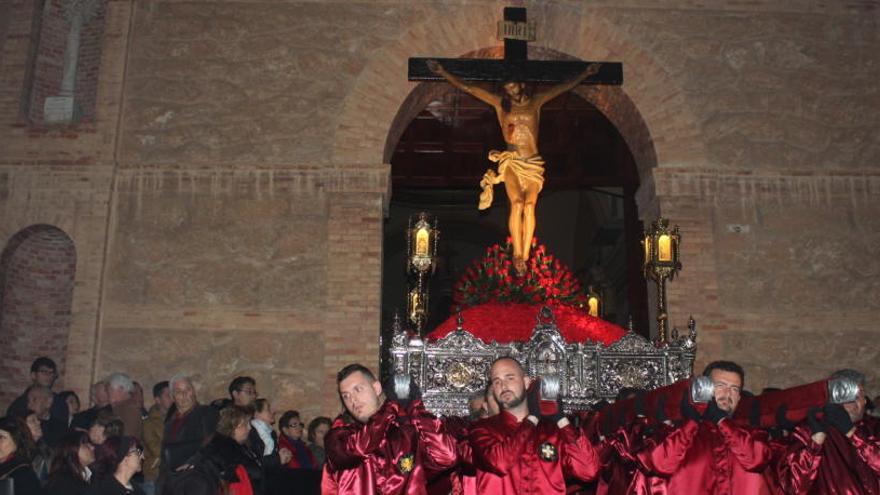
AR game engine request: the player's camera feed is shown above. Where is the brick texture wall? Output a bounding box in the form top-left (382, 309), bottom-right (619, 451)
top-left (0, 224), bottom-right (75, 406)
top-left (24, 0), bottom-right (106, 124)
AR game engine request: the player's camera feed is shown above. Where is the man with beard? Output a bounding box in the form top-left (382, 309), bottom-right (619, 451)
top-left (322, 364), bottom-right (457, 494)
top-left (777, 368), bottom-right (880, 494)
top-left (468, 357), bottom-right (599, 494)
top-left (634, 360), bottom-right (773, 494)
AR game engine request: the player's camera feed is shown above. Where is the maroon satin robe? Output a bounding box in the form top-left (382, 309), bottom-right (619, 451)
top-left (321, 399), bottom-right (457, 495)
top-left (635, 419), bottom-right (773, 495)
top-left (469, 410), bottom-right (600, 494)
top-left (777, 419), bottom-right (880, 494)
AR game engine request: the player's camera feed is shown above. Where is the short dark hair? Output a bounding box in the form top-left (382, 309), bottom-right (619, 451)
top-left (336, 364), bottom-right (376, 385)
top-left (152, 381), bottom-right (169, 399)
top-left (228, 376), bottom-right (256, 397)
top-left (703, 360), bottom-right (745, 383)
top-left (254, 398), bottom-right (270, 414)
top-left (307, 416), bottom-right (332, 444)
top-left (30, 357), bottom-right (57, 373)
top-left (488, 356), bottom-right (524, 376)
top-left (278, 410), bottom-right (300, 433)
top-left (58, 390), bottom-right (80, 409)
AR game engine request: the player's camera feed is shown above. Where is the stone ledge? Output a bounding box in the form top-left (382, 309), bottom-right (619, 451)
top-left (113, 163), bottom-right (390, 195)
top-left (648, 167), bottom-right (880, 200)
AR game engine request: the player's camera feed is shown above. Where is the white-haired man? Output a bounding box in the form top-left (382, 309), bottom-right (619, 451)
top-left (107, 372), bottom-right (144, 440)
top-left (159, 374), bottom-right (218, 487)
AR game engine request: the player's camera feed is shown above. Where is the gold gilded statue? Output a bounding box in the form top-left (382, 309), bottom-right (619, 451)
top-left (427, 60), bottom-right (600, 275)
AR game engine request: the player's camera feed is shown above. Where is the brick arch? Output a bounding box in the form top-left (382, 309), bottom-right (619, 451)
top-left (0, 224), bottom-right (76, 408)
top-left (331, 6), bottom-right (708, 183)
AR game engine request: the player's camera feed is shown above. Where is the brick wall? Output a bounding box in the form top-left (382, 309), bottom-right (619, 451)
top-left (24, 0), bottom-right (106, 123)
top-left (0, 224), bottom-right (75, 406)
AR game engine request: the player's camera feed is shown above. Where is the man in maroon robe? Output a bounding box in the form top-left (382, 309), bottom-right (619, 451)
top-left (778, 369), bottom-right (880, 494)
top-left (634, 360), bottom-right (774, 494)
top-left (468, 357), bottom-right (599, 494)
top-left (322, 364), bottom-right (457, 495)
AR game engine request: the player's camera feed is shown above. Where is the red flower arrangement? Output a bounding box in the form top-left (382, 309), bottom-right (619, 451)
top-left (429, 302), bottom-right (626, 345)
top-left (453, 237), bottom-right (588, 310)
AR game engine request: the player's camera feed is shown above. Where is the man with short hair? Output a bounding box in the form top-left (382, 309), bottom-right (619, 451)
top-left (322, 363), bottom-right (457, 493)
top-left (468, 357), bottom-right (599, 494)
top-left (160, 374), bottom-right (219, 478)
top-left (778, 368), bottom-right (880, 493)
top-left (24, 384), bottom-right (66, 446)
top-left (229, 376), bottom-right (258, 407)
top-left (107, 372), bottom-right (144, 440)
top-left (143, 381), bottom-right (173, 495)
top-left (635, 360), bottom-right (773, 494)
top-left (6, 356), bottom-right (69, 424)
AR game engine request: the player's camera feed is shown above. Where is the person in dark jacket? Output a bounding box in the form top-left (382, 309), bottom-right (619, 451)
top-left (6, 357), bottom-right (69, 426)
top-left (0, 415), bottom-right (42, 495)
top-left (45, 431), bottom-right (95, 495)
top-left (159, 375), bottom-right (218, 476)
top-left (164, 405), bottom-right (259, 495)
top-left (305, 416), bottom-right (331, 469)
top-left (86, 436), bottom-right (144, 495)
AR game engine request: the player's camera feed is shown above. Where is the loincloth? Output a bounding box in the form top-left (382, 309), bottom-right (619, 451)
top-left (478, 151), bottom-right (546, 210)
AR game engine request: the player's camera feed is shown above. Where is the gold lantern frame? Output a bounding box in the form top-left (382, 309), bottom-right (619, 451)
top-left (642, 218), bottom-right (682, 344)
top-left (405, 212), bottom-right (440, 334)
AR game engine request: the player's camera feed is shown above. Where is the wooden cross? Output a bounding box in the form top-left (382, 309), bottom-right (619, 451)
top-left (408, 7), bottom-right (622, 85)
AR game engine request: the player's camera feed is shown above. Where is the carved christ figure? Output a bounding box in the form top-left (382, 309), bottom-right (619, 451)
top-left (427, 60), bottom-right (600, 274)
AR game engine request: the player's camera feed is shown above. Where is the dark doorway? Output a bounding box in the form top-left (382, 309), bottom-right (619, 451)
top-left (382, 85), bottom-right (648, 338)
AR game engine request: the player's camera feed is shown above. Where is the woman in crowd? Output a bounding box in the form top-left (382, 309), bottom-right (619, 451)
top-left (45, 431), bottom-right (95, 495)
top-left (87, 435), bottom-right (144, 495)
top-left (164, 405), bottom-right (260, 495)
top-left (0, 416), bottom-right (42, 495)
top-left (250, 399), bottom-right (291, 468)
top-left (305, 417), bottom-right (331, 468)
top-left (277, 410), bottom-right (316, 470)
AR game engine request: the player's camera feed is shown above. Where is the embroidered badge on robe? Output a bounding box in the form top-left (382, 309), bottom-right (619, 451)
top-left (398, 453), bottom-right (415, 474)
top-left (539, 442), bottom-right (558, 462)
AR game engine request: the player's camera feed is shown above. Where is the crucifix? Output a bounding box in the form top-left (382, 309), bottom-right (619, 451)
top-left (409, 7), bottom-right (623, 275)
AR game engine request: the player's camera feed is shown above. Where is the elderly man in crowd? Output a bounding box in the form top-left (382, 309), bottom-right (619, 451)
top-left (778, 368), bottom-right (880, 493)
top-left (107, 371), bottom-right (144, 440)
top-left (23, 384), bottom-right (66, 447)
top-left (160, 373), bottom-right (219, 483)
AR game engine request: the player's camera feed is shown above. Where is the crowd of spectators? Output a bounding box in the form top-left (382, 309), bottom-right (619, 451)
top-left (0, 357), bottom-right (329, 495)
top-left (3, 355), bottom-right (880, 494)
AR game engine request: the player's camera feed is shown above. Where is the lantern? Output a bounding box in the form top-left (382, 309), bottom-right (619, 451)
top-left (586, 285), bottom-right (603, 318)
top-left (407, 212), bottom-right (439, 274)
top-left (642, 218), bottom-right (682, 343)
